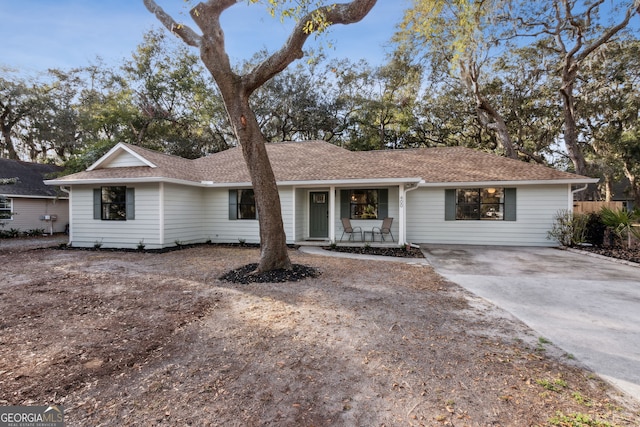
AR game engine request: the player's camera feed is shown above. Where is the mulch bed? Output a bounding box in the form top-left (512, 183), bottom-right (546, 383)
top-left (219, 263), bottom-right (320, 284)
top-left (578, 245), bottom-right (640, 264)
top-left (323, 245), bottom-right (424, 258)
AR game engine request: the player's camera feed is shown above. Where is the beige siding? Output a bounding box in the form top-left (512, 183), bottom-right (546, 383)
top-left (70, 184), bottom-right (161, 249)
top-left (279, 187), bottom-right (294, 243)
top-left (294, 188), bottom-right (307, 241)
top-left (162, 183), bottom-right (206, 245)
top-left (1, 197), bottom-right (69, 234)
top-left (203, 187), bottom-right (295, 244)
top-left (102, 152), bottom-right (148, 168)
top-left (406, 185), bottom-right (569, 246)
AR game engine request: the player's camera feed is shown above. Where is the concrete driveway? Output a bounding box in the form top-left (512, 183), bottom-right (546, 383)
top-left (421, 245), bottom-right (640, 402)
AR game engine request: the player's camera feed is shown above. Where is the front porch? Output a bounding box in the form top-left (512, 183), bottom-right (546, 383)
top-left (291, 181), bottom-right (420, 246)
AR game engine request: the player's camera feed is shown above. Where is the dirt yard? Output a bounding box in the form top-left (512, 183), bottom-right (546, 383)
top-left (1, 243), bottom-right (638, 426)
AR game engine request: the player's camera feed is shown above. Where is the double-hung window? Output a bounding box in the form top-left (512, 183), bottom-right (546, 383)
top-left (228, 189), bottom-right (256, 220)
top-left (445, 188), bottom-right (516, 221)
top-left (0, 197), bottom-right (12, 220)
top-left (93, 187), bottom-right (135, 220)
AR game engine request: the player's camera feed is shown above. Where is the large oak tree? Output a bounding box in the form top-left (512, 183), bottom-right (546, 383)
top-left (144, 0), bottom-right (376, 272)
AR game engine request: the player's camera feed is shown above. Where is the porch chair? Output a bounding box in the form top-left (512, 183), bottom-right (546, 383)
top-left (340, 217), bottom-right (363, 241)
top-left (372, 217), bottom-right (395, 242)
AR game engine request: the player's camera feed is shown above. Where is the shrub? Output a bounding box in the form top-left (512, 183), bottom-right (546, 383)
top-left (25, 228), bottom-right (45, 237)
top-left (547, 210), bottom-right (588, 247)
top-left (584, 213), bottom-right (606, 247)
top-left (0, 228), bottom-right (21, 238)
top-left (600, 207), bottom-right (640, 248)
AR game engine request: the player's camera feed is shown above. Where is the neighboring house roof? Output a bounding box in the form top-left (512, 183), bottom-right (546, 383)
top-left (0, 158), bottom-right (65, 198)
top-left (46, 141), bottom-right (598, 187)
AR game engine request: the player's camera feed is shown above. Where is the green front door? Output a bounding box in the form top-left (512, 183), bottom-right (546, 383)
top-left (309, 191), bottom-right (329, 239)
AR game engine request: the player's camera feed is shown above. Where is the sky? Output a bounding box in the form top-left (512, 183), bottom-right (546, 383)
top-left (1, 0), bottom-right (409, 75)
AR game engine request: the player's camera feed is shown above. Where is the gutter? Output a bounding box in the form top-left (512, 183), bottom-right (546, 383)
top-left (421, 178), bottom-right (600, 187)
top-left (571, 184), bottom-right (589, 197)
top-left (45, 176), bottom-right (425, 188)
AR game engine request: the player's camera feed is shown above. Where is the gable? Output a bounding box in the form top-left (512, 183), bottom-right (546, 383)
top-left (87, 143), bottom-right (157, 171)
top-left (98, 151), bottom-right (153, 169)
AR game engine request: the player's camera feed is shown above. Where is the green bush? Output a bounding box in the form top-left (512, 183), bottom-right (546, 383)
top-left (600, 207), bottom-right (640, 248)
top-left (584, 213), bottom-right (606, 247)
top-left (547, 210), bottom-right (588, 247)
top-left (25, 228), bottom-right (45, 237)
top-left (0, 228), bottom-right (21, 238)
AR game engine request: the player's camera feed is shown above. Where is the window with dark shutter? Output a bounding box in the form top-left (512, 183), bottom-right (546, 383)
top-left (445, 188), bottom-right (516, 221)
top-left (229, 189), bottom-right (256, 220)
top-left (94, 186), bottom-right (134, 220)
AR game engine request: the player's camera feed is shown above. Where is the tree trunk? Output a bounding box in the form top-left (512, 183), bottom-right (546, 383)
top-left (210, 68), bottom-right (292, 272)
top-left (476, 98), bottom-right (517, 159)
top-left (603, 174), bottom-right (613, 202)
top-left (144, 0), bottom-right (377, 272)
top-left (559, 77), bottom-right (588, 176)
top-left (551, 0), bottom-right (637, 177)
top-left (623, 163), bottom-right (640, 209)
top-left (461, 59), bottom-right (517, 159)
top-left (0, 124), bottom-right (18, 160)
top-left (231, 97), bottom-right (292, 272)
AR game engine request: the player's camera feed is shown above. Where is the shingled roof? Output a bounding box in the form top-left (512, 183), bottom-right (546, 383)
top-left (47, 140), bottom-right (595, 186)
top-left (0, 158), bottom-right (65, 198)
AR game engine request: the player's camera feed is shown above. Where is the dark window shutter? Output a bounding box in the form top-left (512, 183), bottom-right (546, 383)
top-left (228, 190), bottom-right (238, 220)
top-left (126, 187), bottom-right (135, 220)
top-left (445, 189), bottom-right (456, 221)
top-left (340, 189), bottom-right (349, 219)
top-left (93, 189), bottom-right (101, 220)
top-left (504, 188), bottom-right (516, 221)
top-left (378, 189), bottom-right (388, 218)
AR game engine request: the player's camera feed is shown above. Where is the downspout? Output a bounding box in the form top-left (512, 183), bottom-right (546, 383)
top-left (60, 186), bottom-right (71, 242)
top-left (401, 182), bottom-right (421, 245)
top-left (570, 184), bottom-right (588, 212)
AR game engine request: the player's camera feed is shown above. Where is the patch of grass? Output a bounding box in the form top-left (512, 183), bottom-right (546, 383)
top-left (536, 336), bottom-right (553, 352)
top-left (536, 377), bottom-right (568, 392)
top-left (548, 411), bottom-right (613, 427)
top-left (539, 336), bottom-right (552, 345)
top-left (571, 391), bottom-right (592, 407)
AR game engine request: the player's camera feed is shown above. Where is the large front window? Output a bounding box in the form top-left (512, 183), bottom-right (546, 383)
top-left (0, 197), bottom-right (12, 220)
top-left (456, 188), bottom-right (504, 220)
top-left (349, 189), bottom-right (379, 219)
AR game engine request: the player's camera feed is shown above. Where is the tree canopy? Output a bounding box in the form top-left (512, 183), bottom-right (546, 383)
top-left (2, 0), bottom-right (640, 206)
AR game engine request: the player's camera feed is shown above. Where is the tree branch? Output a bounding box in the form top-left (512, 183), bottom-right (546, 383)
top-left (576, 4), bottom-right (637, 62)
top-left (244, 0), bottom-right (377, 94)
top-left (143, 0), bottom-right (203, 47)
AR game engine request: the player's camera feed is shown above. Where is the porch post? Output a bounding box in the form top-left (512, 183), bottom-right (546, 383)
top-left (291, 187), bottom-right (296, 243)
top-left (329, 185), bottom-right (336, 242)
top-left (398, 184), bottom-right (406, 245)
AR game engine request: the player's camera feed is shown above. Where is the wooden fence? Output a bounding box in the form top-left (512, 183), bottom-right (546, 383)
top-left (573, 201), bottom-right (624, 215)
